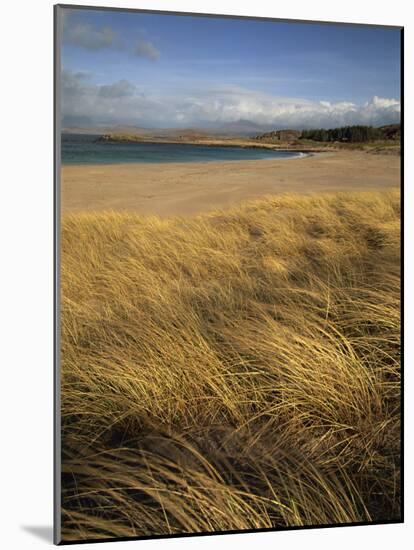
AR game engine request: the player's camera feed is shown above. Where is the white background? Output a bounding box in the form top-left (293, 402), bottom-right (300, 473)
top-left (0, 0), bottom-right (411, 547)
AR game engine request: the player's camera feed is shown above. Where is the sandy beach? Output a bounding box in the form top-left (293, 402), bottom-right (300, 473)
top-left (61, 151), bottom-right (400, 216)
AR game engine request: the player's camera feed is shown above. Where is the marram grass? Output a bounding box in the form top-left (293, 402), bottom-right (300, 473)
top-left (60, 189), bottom-right (401, 540)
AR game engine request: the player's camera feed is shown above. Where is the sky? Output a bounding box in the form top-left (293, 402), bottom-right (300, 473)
top-left (60, 7), bottom-right (401, 130)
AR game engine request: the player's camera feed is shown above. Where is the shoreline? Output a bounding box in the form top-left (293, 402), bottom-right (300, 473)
top-left (61, 150), bottom-right (400, 217)
top-left (94, 137), bottom-right (329, 153)
top-left (89, 133), bottom-right (400, 154)
top-left (61, 151), bottom-right (312, 168)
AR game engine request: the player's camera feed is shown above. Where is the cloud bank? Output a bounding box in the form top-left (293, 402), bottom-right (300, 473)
top-left (61, 70), bottom-right (400, 130)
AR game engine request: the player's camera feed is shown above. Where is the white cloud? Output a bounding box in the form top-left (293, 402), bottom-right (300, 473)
top-left (62, 13), bottom-right (116, 50)
top-left (98, 80), bottom-right (136, 98)
top-left (369, 96), bottom-right (400, 109)
top-left (61, 10), bottom-right (161, 61)
top-left (134, 39), bottom-right (160, 61)
top-left (61, 70), bottom-right (400, 130)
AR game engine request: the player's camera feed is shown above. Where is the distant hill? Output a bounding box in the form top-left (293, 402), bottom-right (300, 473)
top-left (378, 124), bottom-right (401, 140)
top-left (63, 125), bottom-right (232, 139)
top-left (63, 120), bottom-right (277, 138)
top-left (254, 124), bottom-right (401, 144)
top-left (214, 119), bottom-right (275, 136)
top-left (63, 125), bottom-right (156, 136)
top-left (255, 129), bottom-right (302, 142)
top-left (63, 123), bottom-right (401, 143)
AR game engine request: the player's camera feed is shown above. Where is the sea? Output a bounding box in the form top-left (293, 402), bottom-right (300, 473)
top-left (61, 133), bottom-right (304, 165)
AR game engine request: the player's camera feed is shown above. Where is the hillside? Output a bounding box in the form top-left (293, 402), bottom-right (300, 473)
top-left (254, 124), bottom-right (401, 150)
top-left (254, 129), bottom-right (302, 142)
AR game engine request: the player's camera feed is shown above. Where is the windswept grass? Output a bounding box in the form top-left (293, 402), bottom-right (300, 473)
top-left (60, 189), bottom-right (401, 541)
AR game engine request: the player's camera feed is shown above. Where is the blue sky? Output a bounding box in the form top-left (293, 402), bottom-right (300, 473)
top-left (60, 7), bottom-right (401, 129)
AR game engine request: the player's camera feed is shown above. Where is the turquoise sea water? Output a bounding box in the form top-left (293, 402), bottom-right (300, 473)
top-left (61, 133), bottom-right (304, 165)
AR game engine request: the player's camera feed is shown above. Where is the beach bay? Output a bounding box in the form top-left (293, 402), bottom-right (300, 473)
top-left (61, 150), bottom-right (400, 216)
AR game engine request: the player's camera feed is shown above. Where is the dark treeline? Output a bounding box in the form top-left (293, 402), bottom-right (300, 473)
top-left (301, 125), bottom-right (384, 143)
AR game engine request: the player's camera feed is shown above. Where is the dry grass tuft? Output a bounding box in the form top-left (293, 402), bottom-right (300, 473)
top-left (60, 189), bottom-right (401, 541)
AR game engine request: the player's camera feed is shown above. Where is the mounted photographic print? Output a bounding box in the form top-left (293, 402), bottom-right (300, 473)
top-left (54, 4), bottom-right (403, 544)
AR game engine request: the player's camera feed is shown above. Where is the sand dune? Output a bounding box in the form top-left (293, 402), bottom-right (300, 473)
top-left (61, 189), bottom-right (401, 539)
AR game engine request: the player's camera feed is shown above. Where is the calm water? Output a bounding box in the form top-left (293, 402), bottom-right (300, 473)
top-left (61, 133), bottom-right (304, 165)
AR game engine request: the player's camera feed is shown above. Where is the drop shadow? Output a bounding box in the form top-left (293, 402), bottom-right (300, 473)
top-left (21, 525), bottom-right (54, 543)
